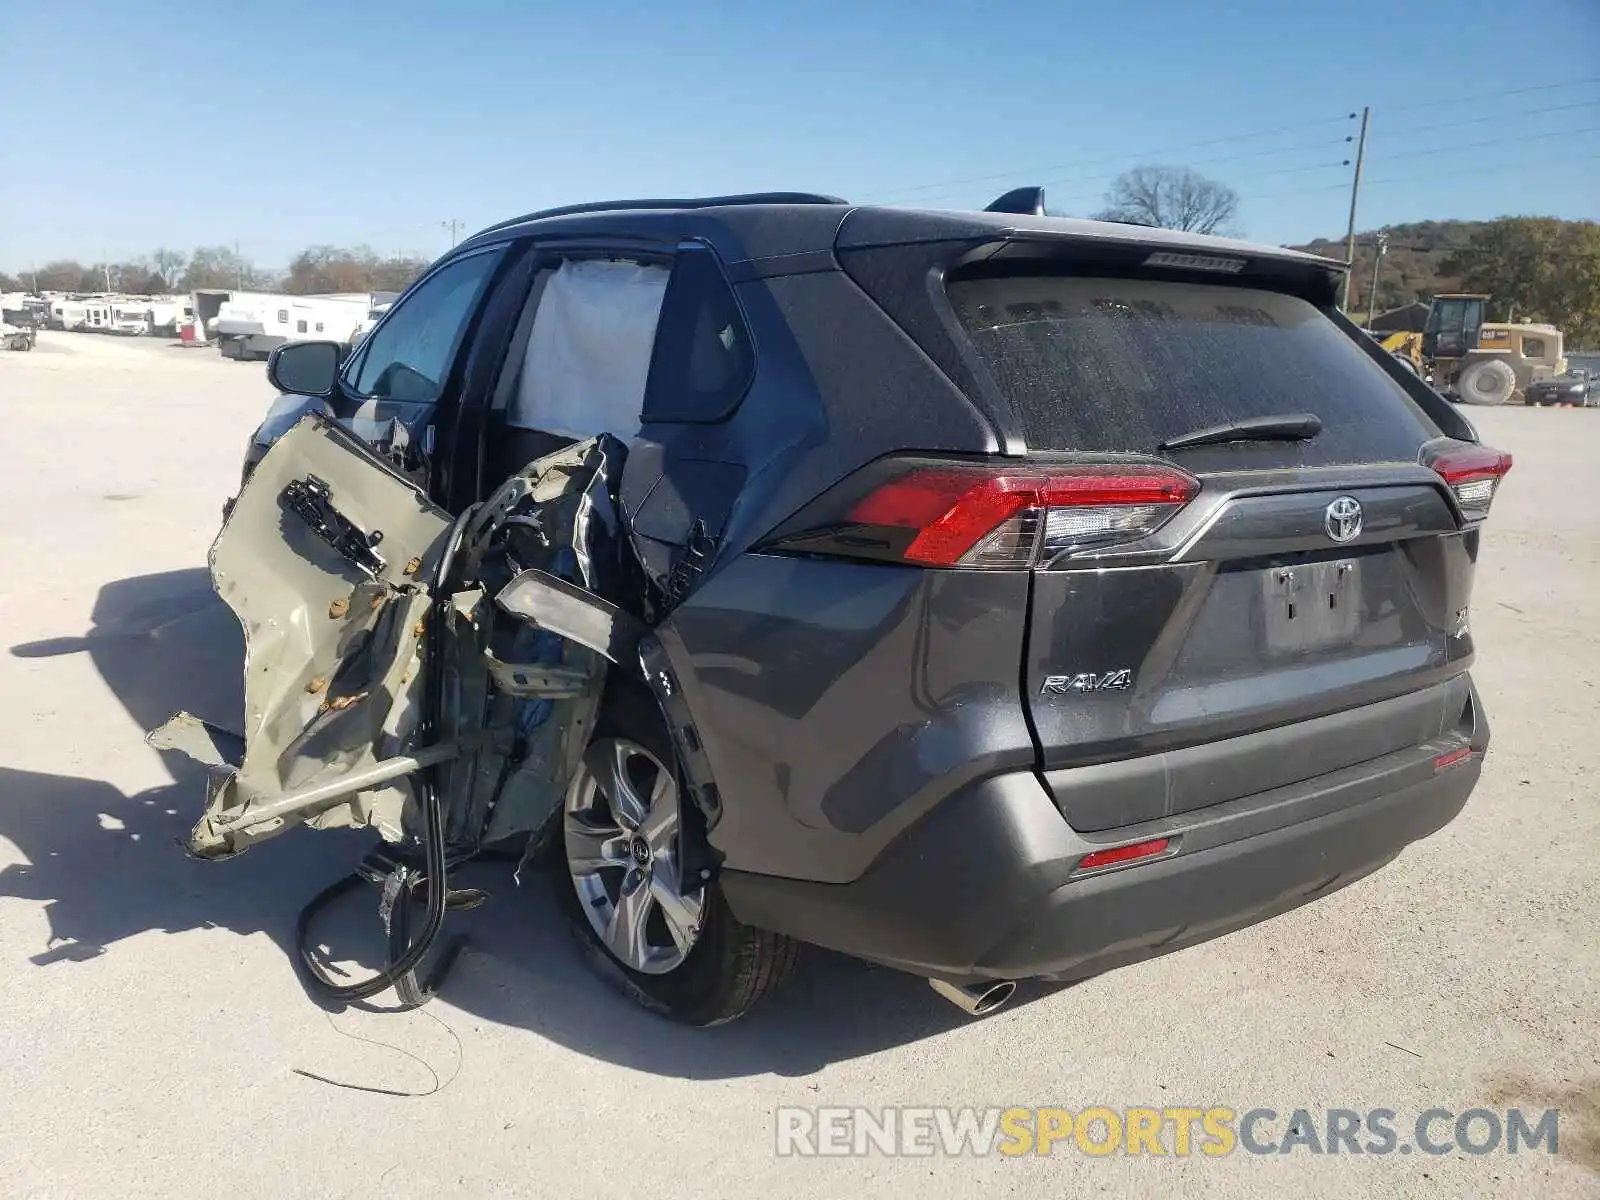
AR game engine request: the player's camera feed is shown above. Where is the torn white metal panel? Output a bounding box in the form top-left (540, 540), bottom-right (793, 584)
top-left (186, 414), bottom-right (453, 858)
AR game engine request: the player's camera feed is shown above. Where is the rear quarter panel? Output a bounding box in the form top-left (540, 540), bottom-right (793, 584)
top-left (658, 552), bottom-right (1036, 883)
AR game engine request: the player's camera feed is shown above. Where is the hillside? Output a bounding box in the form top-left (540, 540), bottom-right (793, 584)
top-left (1288, 220), bottom-right (1481, 317)
top-left (1292, 215), bottom-right (1599, 345)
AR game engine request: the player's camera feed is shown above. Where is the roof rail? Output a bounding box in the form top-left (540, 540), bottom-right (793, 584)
top-left (476, 192), bottom-right (849, 237)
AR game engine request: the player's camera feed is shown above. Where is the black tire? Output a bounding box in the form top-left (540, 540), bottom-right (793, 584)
top-left (547, 677), bottom-right (799, 1026)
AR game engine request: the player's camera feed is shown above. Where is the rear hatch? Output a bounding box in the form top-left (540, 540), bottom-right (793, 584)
top-left (940, 268), bottom-right (1507, 830)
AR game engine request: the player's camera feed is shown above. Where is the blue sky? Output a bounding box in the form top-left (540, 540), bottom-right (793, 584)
top-left (2, 0), bottom-right (1596, 271)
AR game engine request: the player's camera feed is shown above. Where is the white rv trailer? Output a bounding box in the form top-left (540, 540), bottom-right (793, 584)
top-left (102, 296), bottom-right (188, 336)
top-left (81, 301), bottom-right (112, 332)
top-left (147, 297), bottom-right (190, 336)
top-left (50, 299), bottom-right (89, 330)
top-left (211, 292), bottom-right (371, 361)
top-left (110, 302), bottom-right (152, 335)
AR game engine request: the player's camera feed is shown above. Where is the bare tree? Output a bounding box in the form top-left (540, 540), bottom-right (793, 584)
top-left (33, 261), bottom-right (88, 292)
top-left (151, 247), bottom-right (188, 290)
top-left (282, 245), bottom-right (428, 295)
top-left (182, 245), bottom-right (276, 291)
top-left (1094, 166), bottom-right (1240, 236)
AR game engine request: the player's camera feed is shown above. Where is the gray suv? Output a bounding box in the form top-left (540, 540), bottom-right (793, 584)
top-left (159, 190), bottom-right (1508, 1024)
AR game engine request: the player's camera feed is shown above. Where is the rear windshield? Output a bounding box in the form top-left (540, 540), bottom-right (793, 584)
top-left (948, 275), bottom-right (1439, 462)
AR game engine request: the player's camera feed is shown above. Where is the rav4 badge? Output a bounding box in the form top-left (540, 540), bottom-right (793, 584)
top-left (1041, 669), bottom-right (1133, 695)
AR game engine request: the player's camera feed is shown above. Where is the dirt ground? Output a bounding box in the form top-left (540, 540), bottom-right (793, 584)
top-left (0, 330), bottom-right (1595, 1198)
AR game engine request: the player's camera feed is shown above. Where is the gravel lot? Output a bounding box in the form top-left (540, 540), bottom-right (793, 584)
top-left (0, 331), bottom-right (1595, 1198)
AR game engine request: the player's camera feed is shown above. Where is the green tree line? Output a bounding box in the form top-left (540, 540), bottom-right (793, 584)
top-left (1294, 216), bottom-right (1600, 348)
top-left (0, 245), bottom-right (431, 297)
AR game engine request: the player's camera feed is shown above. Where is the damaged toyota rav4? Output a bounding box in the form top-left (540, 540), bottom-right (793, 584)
top-left (152, 189), bottom-right (1509, 1025)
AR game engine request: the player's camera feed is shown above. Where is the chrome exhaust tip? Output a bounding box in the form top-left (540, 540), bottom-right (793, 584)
top-left (928, 977), bottom-right (1017, 1016)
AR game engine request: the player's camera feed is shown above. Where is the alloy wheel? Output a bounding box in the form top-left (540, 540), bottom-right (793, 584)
top-left (563, 737), bottom-right (706, 975)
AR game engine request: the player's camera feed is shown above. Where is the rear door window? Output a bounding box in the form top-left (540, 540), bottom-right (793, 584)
top-left (948, 275), bottom-right (1440, 463)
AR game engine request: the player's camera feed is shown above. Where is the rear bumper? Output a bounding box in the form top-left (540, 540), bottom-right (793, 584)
top-left (721, 684), bottom-right (1488, 984)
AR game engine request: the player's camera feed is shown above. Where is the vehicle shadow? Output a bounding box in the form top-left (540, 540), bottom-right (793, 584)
top-left (4, 569), bottom-right (1059, 1078)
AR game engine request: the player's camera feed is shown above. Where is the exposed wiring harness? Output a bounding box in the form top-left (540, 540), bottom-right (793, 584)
top-left (293, 504), bottom-right (480, 1008)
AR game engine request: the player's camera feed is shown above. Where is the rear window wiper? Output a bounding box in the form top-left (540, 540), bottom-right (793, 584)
top-left (1159, 412), bottom-right (1322, 452)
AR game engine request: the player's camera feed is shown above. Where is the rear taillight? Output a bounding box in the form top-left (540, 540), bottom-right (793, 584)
top-left (1427, 443), bottom-right (1512, 521)
top-left (766, 460), bottom-right (1200, 568)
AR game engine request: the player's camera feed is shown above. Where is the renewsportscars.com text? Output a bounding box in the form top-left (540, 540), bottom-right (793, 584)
top-left (774, 1106), bottom-right (1561, 1158)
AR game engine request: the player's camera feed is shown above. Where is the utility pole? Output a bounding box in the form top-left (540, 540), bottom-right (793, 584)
top-left (1341, 106), bottom-right (1370, 311)
top-left (1366, 231), bottom-right (1389, 327)
top-left (234, 241), bottom-right (244, 289)
top-left (103, 252), bottom-right (113, 293)
top-left (441, 219), bottom-right (462, 248)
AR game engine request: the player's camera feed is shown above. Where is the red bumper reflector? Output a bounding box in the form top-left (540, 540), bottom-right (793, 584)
top-left (1076, 837), bottom-right (1171, 872)
top-left (1433, 746), bottom-right (1475, 772)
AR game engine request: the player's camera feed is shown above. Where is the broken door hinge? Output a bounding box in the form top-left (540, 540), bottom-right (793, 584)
top-left (280, 475), bottom-right (388, 578)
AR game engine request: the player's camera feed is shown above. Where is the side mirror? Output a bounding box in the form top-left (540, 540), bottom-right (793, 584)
top-left (266, 340), bottom-right (343, 397)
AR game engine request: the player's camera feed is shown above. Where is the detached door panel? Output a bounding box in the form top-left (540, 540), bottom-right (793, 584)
top-left (178, 415), bottom-right (453, 858)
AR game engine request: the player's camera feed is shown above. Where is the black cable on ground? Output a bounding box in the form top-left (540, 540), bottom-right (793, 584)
top-left (293, 504), bottom-right (479, 1008)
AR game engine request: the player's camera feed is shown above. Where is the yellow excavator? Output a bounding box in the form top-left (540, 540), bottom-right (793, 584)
top-left (1378, 294), bottom-right (1566, 405)
top-left (1376, 329), bottom-right (1424, 369)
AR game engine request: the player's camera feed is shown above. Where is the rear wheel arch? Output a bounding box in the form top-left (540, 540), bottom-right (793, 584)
top-left (545, 670), bottom-right (799, 1025)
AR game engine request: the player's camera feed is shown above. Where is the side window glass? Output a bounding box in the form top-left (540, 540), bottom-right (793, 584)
top-left (642, 248), bottom-right (754, 423)
top-left (345, 247), bottom-right (505, 405)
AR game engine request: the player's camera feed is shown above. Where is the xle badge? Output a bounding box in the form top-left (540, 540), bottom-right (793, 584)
top-left (1041, 669), bottom-right (1133, 696)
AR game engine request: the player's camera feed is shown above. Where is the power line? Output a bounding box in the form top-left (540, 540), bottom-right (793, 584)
top-left (1363, 148), bottom-right (1600, 188)
top-left (1247, 146), bottom-right (1600, 204)
top-left (1090, 123), bottom-right (1600, 207)
top-left (1383, 77), bottom-right (1600, 115)
top-left (1370, 123), bottom-right (1600, 167)
top-left (986, 159), bottom-right (1352, 216)
top-left (1223, 158), bottom-right (1353, 181)
top-left (1369, 99), bottom-right (1599, 140)
top-left (867, 76), bottom-right (1600, 209)
top-left (866, 114), bottom-right (1360, 201)
top-left (1027, 136), bottom-right (1353, 190)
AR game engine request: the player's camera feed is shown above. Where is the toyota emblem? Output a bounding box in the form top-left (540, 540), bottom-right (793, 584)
top-left (1325, 496), bottom-right (1363, 543)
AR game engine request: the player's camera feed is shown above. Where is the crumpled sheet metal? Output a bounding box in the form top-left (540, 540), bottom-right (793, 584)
top-left (153, 423), bottom-right (660, 861)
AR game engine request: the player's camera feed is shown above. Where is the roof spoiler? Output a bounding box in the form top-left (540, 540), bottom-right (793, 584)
top-left (984, 186), bottom-right (1047, 216)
